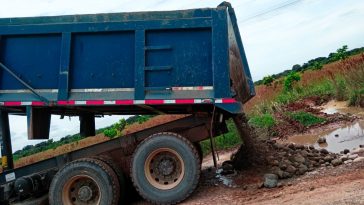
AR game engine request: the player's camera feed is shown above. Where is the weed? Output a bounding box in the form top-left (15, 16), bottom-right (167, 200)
top-left (288, 111), bottom-right (326, 127)
top-left (248, 114), bottom-right (276, 129)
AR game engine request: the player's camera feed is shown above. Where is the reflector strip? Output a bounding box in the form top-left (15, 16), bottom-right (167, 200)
top-left (1, 98), bottom-right (237, 107)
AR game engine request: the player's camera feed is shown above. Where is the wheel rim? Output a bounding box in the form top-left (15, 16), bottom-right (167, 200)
top-left (144, 148), bottom-right (185, 190)
top-left (62, 175), bottom-right (101, 205)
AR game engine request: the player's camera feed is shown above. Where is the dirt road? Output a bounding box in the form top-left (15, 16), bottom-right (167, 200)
top-left (179, 151), bottom-right (364, 205)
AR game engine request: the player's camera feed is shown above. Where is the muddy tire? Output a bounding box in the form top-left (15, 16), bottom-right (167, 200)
top-left (193, 142), bottom-right (203, 164)
top-left (91, 155), bottom-right (126, 204)
top-left (49, 158), bottom-right (120, 205)
top-left (131, 132), bottom-right (201, 205)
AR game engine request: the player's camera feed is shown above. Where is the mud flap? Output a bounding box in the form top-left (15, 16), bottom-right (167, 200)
top-left (27, 106), bottom-right (51, 140)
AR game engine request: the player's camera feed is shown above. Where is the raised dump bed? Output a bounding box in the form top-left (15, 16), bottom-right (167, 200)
top-left (0, 2), bottom-right (254, 205)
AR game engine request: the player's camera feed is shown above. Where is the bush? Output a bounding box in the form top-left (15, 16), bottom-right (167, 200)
top-left (284, 72), bottom-right (301, 91)
top-left (104, 128), bottom-right (117, 138)
top-left (262, 75), bottom-right (274, 86)
top-left (288, 111), bottom-right (326, 127)
top-left (199, 120), bottom-right (241, 156)
top-left (335, 78), bottom-right (348, 101)
top-left (348, 89), bottom-right (364, 107)
top-left (114, 119), bottom-right (127, 132)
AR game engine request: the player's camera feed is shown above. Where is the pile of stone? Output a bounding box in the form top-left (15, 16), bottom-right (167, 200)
top-left (261, 141), bottom-right (364, 188)
top-left (266, 142), bottom-right (340, 180)
top-left (339, 146), bottom-right (364, 164)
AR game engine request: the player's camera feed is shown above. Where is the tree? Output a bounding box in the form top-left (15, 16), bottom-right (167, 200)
top-left (334, 45), bottom-right (349, 61)
top-left (312, 61), bottom-right (323, 70)
top-left (292, 64), bottom-right (302, 71)
top-left (262, 75), bottom-right (274, 86)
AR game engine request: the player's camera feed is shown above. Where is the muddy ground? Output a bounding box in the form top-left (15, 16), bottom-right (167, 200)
top-left (182, 152), bottom-right (364, 205)
top-left (133, 101), bottom-right (364, 205)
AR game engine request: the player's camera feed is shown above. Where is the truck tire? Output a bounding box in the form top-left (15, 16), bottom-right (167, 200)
top-left (193, 142), bottom-right (203, 164)
top-left (49, 158), bottom-right (120, 205)
top-left (131, 132), bottom-right (201, 205)
top-left (91, 155), bottom-right (126, 204)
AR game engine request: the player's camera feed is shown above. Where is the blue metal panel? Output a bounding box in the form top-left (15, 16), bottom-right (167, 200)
top-left (135, 30), bottom-right (145, 100)
top-left (212, 9), bottom-right (230, 98)
top-left (0, 19), bottom-right (212, 35)
top-left (0, 34), bottom-right (61, 89)
top-left (58, 32), bottom-right (71, 100)
top-left (145, 29), bottom-right (212, 89)
top-left (0, 9), bottom-right (212, 26)
top-left (70, 32), bottom-right (135, 89)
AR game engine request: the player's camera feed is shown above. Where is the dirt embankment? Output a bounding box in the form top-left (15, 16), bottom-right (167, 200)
top-left (0, 114), bottom-right (188, 173)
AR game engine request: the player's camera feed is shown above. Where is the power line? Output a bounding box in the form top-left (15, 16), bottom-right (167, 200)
top-left (239, 0), bottom-right (304, 24)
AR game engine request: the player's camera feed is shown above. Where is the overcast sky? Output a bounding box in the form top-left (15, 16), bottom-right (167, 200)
top-left (1, 0), bottom-right (364, 151)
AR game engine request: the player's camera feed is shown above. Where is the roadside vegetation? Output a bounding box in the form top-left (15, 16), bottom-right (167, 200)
top-left (199, 45), bottom-right (364, 156)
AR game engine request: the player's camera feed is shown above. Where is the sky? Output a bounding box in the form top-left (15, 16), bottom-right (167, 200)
top-left (0, 0), bottom-right (364, 151)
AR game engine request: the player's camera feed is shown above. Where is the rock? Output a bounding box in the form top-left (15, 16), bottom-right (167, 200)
top-left (324, 155), bottom-right (334, 162)
top-left (287, 182), bottom-right (293, 186)
top-left (319, 159), bottom-right (325, 164)
top-left (279, 163), bottom-right (287, 170)
top-left (309, 186), bottom-right (315, 191)
top-left (288, 143), bottom-right (296, 150)
top-left (317, 137), bottom-right (326, 144)
top-left (340, 155), bottom-right (348, 162)
top-left (351, 148), bottom-right (364, 154)
top-left (334, 134), bottom-right (339, 137)
top-left (325, 162), bottom-right (330, 166)
top-left (264, 174), bottom-right (278, 188)
top-left (293, 154), bottom-right (306, 164)
top-left (360, 145), bottom-right (364, 148)
top-left (273, 143), bottom-right (285, 150)
top-left (285, 165), bottom-right (297, 174)
top-left (282, 171), bottom-right (292, 179)
top-left (300, 150), bottom-right (309, 157)
top-left (295, 144), bottom-right (305, 150)
top-left (348, 154), bottom-right (359, 160)
top-left (270, 160), bottom-right (279, 166)
top-left (309, 145), bottom-right (315, 150)
top-left (353, 157), bottom-right (364, 163)
top-left (320, 149), bottom-right (329, 154)
top-left (331, 158), bottom-right (342, 166)
top-left (344, 159), bottom-right (353, 164)
top-left (297, 164), bottom-right (308, 175)
top-left (277, 183), bottom-right (283, 188)
top-left (312, 148), bottom-right (319, 153)
top-left (343, 149), bottom-right (350, 154)
top-left (271, 166), bottom-right (284, 179)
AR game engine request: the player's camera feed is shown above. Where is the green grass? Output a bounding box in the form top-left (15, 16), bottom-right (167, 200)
top-left (248, 114), bottom-right (276, 129)
top-left (199, 120), bottom-right (241, 156)
top-left (288, 111), bottom-right (326, 127)
top-left (276, 80), bottom-right (334, 105)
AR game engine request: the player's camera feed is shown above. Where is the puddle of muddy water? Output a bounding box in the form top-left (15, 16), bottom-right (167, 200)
top-left (215, 169), bottom-right (237, 188)
top-left (290, 102), bottom-right (364, 153)
top-left (288, 120), bottom-right (364, 153)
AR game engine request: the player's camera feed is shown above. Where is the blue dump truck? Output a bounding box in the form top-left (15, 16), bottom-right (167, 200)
top-left (0, 2), bottom-right (254, 204)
